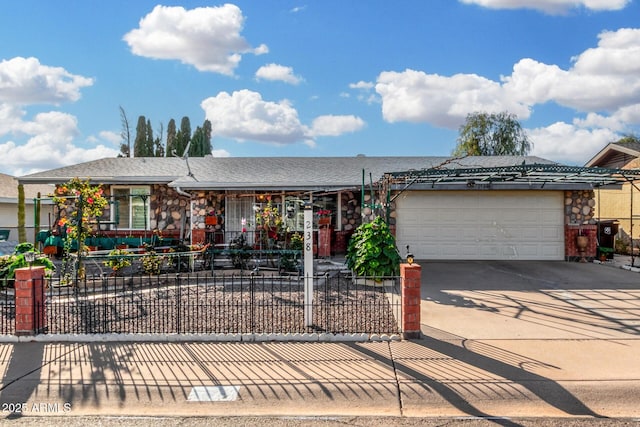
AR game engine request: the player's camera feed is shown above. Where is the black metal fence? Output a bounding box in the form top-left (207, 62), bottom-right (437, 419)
top-left (2, 271), bottom-right (401, 336)
top-left (0, 284), bottom-right (14, 334)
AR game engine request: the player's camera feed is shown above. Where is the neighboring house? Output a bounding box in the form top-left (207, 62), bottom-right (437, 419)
top-left (0, 173), bottom-right (54, 245)
top-left (585, 141), bottom-right (640, 248)
top-left (18, 155), bottom-right (621, 261)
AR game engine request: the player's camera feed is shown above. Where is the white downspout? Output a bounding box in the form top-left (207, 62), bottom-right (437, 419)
top-left (176, 187), bottom-right (193, 245)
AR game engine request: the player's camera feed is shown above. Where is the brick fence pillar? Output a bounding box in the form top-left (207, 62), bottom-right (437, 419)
top-left (400, 263), bottom-right (422, 339)
top-left (14, 266), bottom-right (47, 336)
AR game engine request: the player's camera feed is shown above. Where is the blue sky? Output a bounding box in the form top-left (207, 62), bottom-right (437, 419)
top-left (1, 0), bottom-right (639, 176)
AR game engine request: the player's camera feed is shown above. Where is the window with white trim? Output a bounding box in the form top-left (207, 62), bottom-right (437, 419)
top-left (111, 186), bottom-right (151, 230)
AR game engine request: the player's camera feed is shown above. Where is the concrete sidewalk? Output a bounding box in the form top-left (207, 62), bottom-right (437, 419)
top-left (0, 260), bottom-right (638, 420)
top-left (0, 336), bottom-right (638, 419)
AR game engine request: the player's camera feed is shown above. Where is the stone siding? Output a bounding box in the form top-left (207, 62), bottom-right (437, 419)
top-left (150, 184), bottom-right (190, 231)
top-left (340, 191), bottom-right (361, 232)
top-left (565, 190), bottom-right (596, 225)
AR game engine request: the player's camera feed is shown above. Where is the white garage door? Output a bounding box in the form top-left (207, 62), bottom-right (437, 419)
top-left (395, 190), bottom-right (564, 260)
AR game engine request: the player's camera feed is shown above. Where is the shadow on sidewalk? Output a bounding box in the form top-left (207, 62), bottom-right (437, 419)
top-left (352, 330), bottom-right (602, 426)
top-left (0, 343), bottom-right (45, 419)
top-left (355, 336), bottom-right (601, 426)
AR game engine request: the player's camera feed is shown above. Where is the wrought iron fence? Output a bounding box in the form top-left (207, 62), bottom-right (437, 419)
top-left (0, 284), bottom-right (15, 334)
top-left (3, 271), bottom-right (401, 336)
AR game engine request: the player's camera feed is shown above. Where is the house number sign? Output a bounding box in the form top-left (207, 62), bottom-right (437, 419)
top-left (303, 203), bottom-right (314, 327)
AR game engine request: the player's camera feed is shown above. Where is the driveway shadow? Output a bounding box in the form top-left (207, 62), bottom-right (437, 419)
top-left (421, 260), bottom-right (640, 338)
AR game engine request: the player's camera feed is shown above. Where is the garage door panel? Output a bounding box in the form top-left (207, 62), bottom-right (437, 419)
top-left (396, 190), bottom-right (564, 260)
top-left (541, 226), bottom-right (563, 240)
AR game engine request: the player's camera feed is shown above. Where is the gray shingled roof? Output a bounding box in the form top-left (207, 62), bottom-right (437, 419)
top-left (0, 173), bottom-right (54, 203)
top-left (612, 141), bottom-right (640, 153)
top-left (18, 155), bottom-right (555, 190)
top-left (18, 157), bottom-right (188, 184)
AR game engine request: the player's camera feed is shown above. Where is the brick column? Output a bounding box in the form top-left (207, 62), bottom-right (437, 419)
top-left (400, 263), bottom-right (422, 339)
top-left (15, 266), bottom-right (47, 336)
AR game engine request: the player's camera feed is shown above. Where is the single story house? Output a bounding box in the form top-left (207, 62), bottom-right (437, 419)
top-left (585, 140), bottom-right (640, 249)
top-left (19, 155), bottom-right (637, 261)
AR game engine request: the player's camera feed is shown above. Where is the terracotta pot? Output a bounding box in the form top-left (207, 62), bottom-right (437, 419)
top-left (318, 217), bottom-right (331, 226)
top-left (576, 235), bottom-right (589, 249)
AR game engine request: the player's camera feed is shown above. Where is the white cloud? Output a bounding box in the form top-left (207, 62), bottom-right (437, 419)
top-left (459, 0), bottom-right (630, 14)
top-left (123, 4), bottom-right (267, 75)
top-left (310, 115), bottom-right (366, 137)
top-left (503, 30), bottom-right (640, 112)
top-left (0, 104), bottom-right (25, 136)
top-left (376, 69), bottom-right (531, 128)
top-left (0, 111), bottom-right (119, 176)
top-left (201, 89), bottom-right (309, 144)
top-left (255, 63), bottom-right (303, 85)
top-left (200, 89), bottom-right (365, 146)
top-left (528, 122), bottom-right (618, 164)
top-left (349, 81), bottom-right (374, 90)
top-left (98, 130), bottom-right (122, 146)
top-left (211, 149), bottom-right (231, 157)
top-left (375, 27), bottom-right (640, 145)
top-left (0, 57), bottom-right (93, 105)
top-left (0, 56), bottom-right (114, 176)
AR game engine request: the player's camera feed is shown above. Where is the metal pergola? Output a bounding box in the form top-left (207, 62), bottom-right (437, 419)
top-left (385, 163), bottom-right (640, 189)
top-left (380, 163), bottom-right (640, 266)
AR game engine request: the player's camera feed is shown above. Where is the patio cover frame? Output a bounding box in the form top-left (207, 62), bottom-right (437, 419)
top-left (385, 163), bottom-right (640, 190)
top-left (383, 162), bottom-right (640, 266)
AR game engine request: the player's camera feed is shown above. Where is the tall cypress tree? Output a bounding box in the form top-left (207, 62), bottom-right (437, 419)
top-left (190, 126), bottom-right (204, 156)
top-left (175, 116), bottom-right (191, 156)
top-left (133, 115), bottom-right (147, 157)
top-left (166, 118), bottom-right (176, 156)
top-left (154, 122), bottom-right (165, 157)
top-left (203, 119), bottom-right (212, 155)
top-left (145, 119), bottom-right (155, 156)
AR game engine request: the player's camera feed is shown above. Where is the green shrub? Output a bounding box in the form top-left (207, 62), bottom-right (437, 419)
top-left (346, 216), bottom-right (401, 279)
top-left (0, 243), bottom-right (56, 283)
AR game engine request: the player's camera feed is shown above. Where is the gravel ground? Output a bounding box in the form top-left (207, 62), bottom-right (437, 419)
top-left (25, 272), bottom-right (402, 335)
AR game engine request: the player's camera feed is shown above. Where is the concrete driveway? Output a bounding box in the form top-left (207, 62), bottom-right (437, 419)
top-left (420, 260), bottom-right (639, 340)
top-left (400, 260), bottom-right (640, 418)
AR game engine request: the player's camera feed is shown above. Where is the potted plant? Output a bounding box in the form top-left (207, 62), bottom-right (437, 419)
top-left (576, 226), bottom-right (589, 262)
top-left (103, 248), bottom-right (132, 276)
top-left (346, 216), bottom-right (401, 283)
top-left (317, 209), bottom-right (332, 227)
top-left (255, 199), bottom-right (283, 248)
top-left (205, 210), bottom-right (218, 225)
top-left (141, 251), bottom-right (163, 275)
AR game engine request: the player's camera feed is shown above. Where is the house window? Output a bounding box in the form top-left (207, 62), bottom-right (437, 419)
top-left (313, 194), bottom-right (339, 229)
top-left (283, 196), bottom-right (306, 231)
top-left (111, 186), bottom-right (150, 230)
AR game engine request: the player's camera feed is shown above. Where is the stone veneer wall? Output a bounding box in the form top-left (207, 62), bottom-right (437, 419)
top-left (190, 191), bottom-right (225, 231)
top-left (564, 190), bottom-right (597, 261)
top-left (149, 184), bottom-right (191, 231)
top-left (565, 190), bottom-right (596, 225)
top-left (340, 191), bottom-right (361, 232)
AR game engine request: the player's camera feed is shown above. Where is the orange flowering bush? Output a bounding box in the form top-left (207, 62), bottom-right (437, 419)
top-left (51, 177), bottom-right (108, 253)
